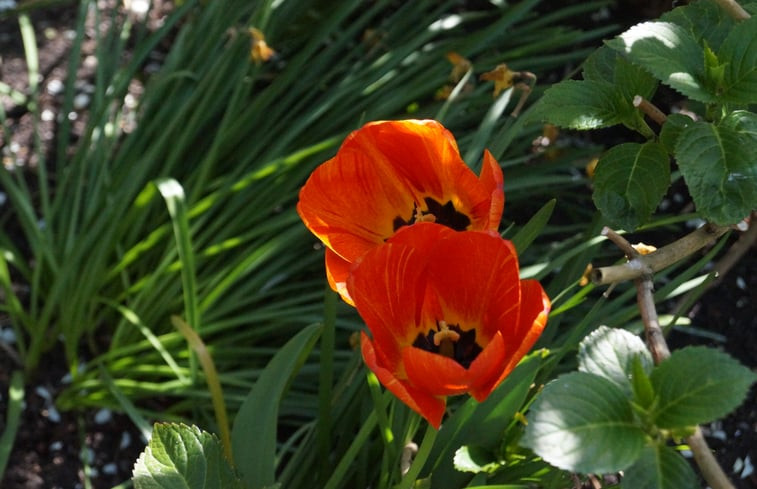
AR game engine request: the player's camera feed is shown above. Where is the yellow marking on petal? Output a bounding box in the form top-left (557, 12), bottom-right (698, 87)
top-left (249, 27), bottom-right (275, 64)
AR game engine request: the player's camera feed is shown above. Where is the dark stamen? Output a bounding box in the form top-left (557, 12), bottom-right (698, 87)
top-left (392, 197), bottom-right (471, 232)
top-left (412, 322), bottom-right (483, 369)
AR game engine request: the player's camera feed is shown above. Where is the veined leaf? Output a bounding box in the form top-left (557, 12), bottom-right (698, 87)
top-left (651, 346), bottom-right (757, 428)
top-left (659, 113), bottom-right (695, 154)
top-left (621, 444), bottom-right (697, 489)
top-left (132, 423), bottom-right (243, 489)
top-left (607, 22), bottom-right (714, 102)
top-left (661, 0), bottom-right (734, 51)
top-left (593, 142), bottom-right (670, 230)
top-left (578, 326), bottom-right (653, 396)
top-left (529, 80), bottom-right (627, 130)
top-left (717, 15), bottom-right (757, 103)
top-left (522, 371), bottom-right (646, 474)
top-left (675, 112), bottom-right (757, 225)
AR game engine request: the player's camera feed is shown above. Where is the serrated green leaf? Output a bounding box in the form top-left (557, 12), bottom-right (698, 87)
top-left (132, 423), bottom-right (244, 489)
top-left (522, 372), bottom-right (646, 474)
top-left (630, 356), bottom-right (656, 411)
top-left (613, 54), bottom-right (658, 101)
top-left (659, 113), bottom-right (695, 154)
top-left (675, 114), bottom-right (757, 225)
top-left (453, 445), bottom-right (501, 474)
top-left (651, 346), bottom-right (757, 428)
top-left (718, 16), bottom-right (757, 103)
top-left (583, 45), bottom-right (617, 82)
top-left (529, 80), bottom-right (627, 130)
top-left (593, 142), bottom-right (670, 230)
top-left (661, 0), bottom-right (734, 51)
top-left (231, 323), bottom-right (322, 489)
top-left (578, 325), bottom-right (653, 396)
top-left (621, 444), bottom-right (698, 489)
top-left (607, 22), bottom-right (715, 102)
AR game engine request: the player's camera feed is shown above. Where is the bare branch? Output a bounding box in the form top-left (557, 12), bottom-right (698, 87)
top-left (591, 223), bottom-right (730, 285)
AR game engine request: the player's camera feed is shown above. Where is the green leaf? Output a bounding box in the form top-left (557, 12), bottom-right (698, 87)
top-left (509, 199), bottom-right (555, 254)
top-left (453, 445), bottom-right (501, 474)
top-left (675, 113), bottom-right (757, 225)
top-left (522, 372), bottom-right (646, 474)
top-left (651, 346), bottom-right (757, 428)
top-left (132, 423), bottom-right (244, 489)
top-left (231, 323), bottom-right (322, 489)
top-left (529, 80), bottom-right (627, 130)
top-left (661, 0), bottom-right (734, 51)
top-left (630, 356), bottom-right (655, 411)
top-left (578, 325), bottom-right (653, 396)
top-left (582, 45), bottom-right (616, 82)
top-left (607, 22), bottom-right (715, 102)
top-left (718, 16), bottom-right (757, 103)
top-left (592, 142), bottom-right (670, 230)
top-left (621, 444), bottom-right (697, 489)
top-left (583, 47), bottom-right (657, 100)
top-left (429, 353), bottom-right (541, 489)
top-left (659, 113), bottom-right (695, 154)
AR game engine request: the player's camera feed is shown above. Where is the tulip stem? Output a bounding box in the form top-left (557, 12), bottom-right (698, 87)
top-left (396, 422), bottom-right (438, 489)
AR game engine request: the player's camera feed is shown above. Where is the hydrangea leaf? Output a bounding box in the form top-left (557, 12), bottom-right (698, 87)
top-left (674, 111), bottom-right (757, 225)
top-left (593, 141), bottom-right (670, 231)
top-left (529, 80), bottom-right (627, 130)
top-left (661, 0), bottom-right (734, 51)
top-left (659, 113), bottom-right (695, 154)
top-left (578, 325), bottom-right (653, 396)
top-left (522, 371), bottom-right (646, 474)
top-left (132, 423), bottom-right (243, 489)
top-left (651, 346), bottom-right (757, 428)
top-left (717, 15), bottom-right (757, 103)
top-left (621, 444), bottom-right (698, 489)
top-left (606, 22), bottom-right (715, 102)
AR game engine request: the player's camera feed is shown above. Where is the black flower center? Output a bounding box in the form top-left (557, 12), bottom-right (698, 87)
top-left (393, 197), bottom-right (471, 232)
top-left (412, 321), bottom-right (483, 369)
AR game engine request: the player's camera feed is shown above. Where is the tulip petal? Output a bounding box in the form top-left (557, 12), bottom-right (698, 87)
top-left (362, 333), bottom-right (446, 428)
top-left (479, 150), bottom-right (505, 229)
top-left (347, 241), bottom-right (428, 356)
top-left (402, 346), bottom-right (471, 396)
top-left (466, 331), bottom-right (509, 401)
top-left (426, 231), bottom-right (521, 344)
top-left (325, 249), bottom-right (354, 305)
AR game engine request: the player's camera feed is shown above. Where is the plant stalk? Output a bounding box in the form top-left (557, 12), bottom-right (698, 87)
top-left (602, 227), bottom-right (737, 489)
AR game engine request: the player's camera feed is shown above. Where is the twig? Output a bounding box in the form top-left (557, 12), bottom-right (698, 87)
top-left (713, 0), bottom-right (751, 20)
top-left (591, 223), bottom-right (730, 285)
top-left (633, 95), bottom-right (667, 125)
top-left (602, 227), bottom-right (737, 489)
top-left (674, 214), bottom-right (757, 314)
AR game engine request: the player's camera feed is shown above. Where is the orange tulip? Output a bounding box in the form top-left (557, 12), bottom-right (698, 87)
top-left (297, 119), bottom-right (504, 304)
top-left (347, 223), bottom-right (550, 428)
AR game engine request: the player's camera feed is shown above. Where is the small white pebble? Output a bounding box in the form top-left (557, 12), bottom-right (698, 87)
top-left (119, 431), bottom-right (132, 449)
top-left (736, 276), bottom-right (746, 290)
top-left (680, 449), bottom-right (693, 458)
top-left (742, 455), bottom-right (754, 478)
top-left (47, 79), bottom-right (64, 96)
top-left (35, 386), bottom-right (53, 401)
top-left (734, 457), bottom-right (744, 473)
top-left (710, 429), bottom-right (727, 441)
top-left (0, 0), bottom-right (18, 13)
top-left (94, 408), bottom-right (112, 424)
top-left (67, 111), bottom-right (78, 121)
top-left (45, 406), bottom-right (61, 423)
top-left (73, 93), bottom-right (90, 110)
top-left (101, 462), bottom-right (118, 475)
top-left (41, 109), bottom-right (55, 122)
top-left (50, 440), bottom-right (63, 451)
top-left (0, 327), bottom-right (15, 343)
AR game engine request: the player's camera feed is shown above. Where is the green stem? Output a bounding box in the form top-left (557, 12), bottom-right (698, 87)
top-left (323, 412), bottom-right (378, 489)
top-left (317, 287), bottom-right (337, 485)
top-left (396, 422), bottom-right (438, 489)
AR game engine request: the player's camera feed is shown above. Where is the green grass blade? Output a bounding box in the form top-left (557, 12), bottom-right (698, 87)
top-left (231, 322), bottom-right (322, 488)
top-left (0, 371), bottom-right (24, 479)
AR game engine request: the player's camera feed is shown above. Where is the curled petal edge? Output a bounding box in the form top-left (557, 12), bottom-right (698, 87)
top-left (361, 332), bottom-right (446, 428)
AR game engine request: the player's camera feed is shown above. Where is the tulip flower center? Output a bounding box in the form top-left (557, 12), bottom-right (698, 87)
top-left (412, 320), bottom-right (483, 368)
top-left (393, 197), bottom-right (471, 232)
